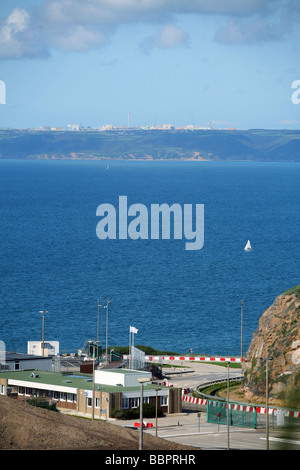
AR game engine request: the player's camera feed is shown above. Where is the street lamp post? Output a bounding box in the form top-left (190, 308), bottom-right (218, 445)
top-left (104, 298), bottom-right (111, 363)
top-left (138, 377), bottom-right (151, 450)
top-left (241, 300), bottom-right (243, 362)
top-left (227, 361), bottom-right (230, 450)
top-left (88, 341), bottom-right (96, 421)
top-left (155, 388), bottom-right (161, 437)
top-left (260, 356), bottom-right (273, 450)
top-left (39, 310), bottom-right (48, 356)
top-left (97, 299), bottom-right (101, 360)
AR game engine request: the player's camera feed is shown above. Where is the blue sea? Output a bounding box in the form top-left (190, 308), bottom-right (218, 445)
top-left (0, 159), bottom-right (299, 356)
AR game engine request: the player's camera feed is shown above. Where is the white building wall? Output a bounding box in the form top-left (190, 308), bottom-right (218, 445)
top-left (27, 341), bottom-right (59, 356)
top-left (94, 369), bottom-right (151, 387)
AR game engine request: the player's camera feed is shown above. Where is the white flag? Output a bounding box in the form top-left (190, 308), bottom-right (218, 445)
top-left (130, 326), bottom-right (138, 334)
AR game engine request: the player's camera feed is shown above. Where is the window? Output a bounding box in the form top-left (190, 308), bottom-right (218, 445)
top-left (18, 386), bottom-right (24, 395)
top-left (122, 397), bottom-right (129, 409)
top-left (87, 397), bottom-right (92, 407)
top-left (131, 397), bottom-right (139, 408)
top-left (67, 393), bottom-right (73, 402)
top-left (14, 361), bottom-right (20, 370)
top-left (161, 395), bottom-right (168, 406)
top-left (25, 387), bottom-right (31, 396)
top-left (53, 391), bottom-right (59, 400)
top-left (95, 397), bottom-right (100, 408)
top-left (1, 384), bottom-right (5, 395)
top-left (143, 396), bottom-right (149, 404)
top-left (60, 392), bottom-right (66, 401)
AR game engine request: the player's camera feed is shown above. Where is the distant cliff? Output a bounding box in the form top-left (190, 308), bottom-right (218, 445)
top-left (243, 286), bottom-right (300, 407)
top-left (0, 128), bottom-right (300, 161)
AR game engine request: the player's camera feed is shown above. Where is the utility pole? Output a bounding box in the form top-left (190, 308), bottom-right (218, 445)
top-left (227, 361), bottom-right (230, 450)
top-left (104, 298), bottom-right (111, 362)
top-left (39, 310), bottom-right (48, 356)
top-left (97, 299), bottom-right (101, 359)
top-left (260, 356), bottom-right (273, 450)
top-left (138, 377), bottom-right (151, 450)
top-left (92, 342), bottom-right (95, 420)
top-left (241, 300), bottom-right (243, 362)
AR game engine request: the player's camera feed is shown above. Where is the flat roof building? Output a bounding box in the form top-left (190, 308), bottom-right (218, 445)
top-left (0, 368), bottom-right (182, 419)
top-left (27, 341), bottom-right (59, 357)
top-left (0, 352), bottom-right (52, 372)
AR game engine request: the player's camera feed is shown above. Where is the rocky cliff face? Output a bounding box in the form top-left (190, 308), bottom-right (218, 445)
top-left (243, 286), bottom-right (300, 407)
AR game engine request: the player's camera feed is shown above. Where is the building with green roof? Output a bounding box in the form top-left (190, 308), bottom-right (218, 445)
top-left (0, 367), bottom-right (182, 418)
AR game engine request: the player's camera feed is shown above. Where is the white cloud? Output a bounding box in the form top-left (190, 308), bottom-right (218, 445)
top-left (0, 0), bottom-right (297, 59)
top-left (50, 26), bottom-right (109, 52)
top-left (214, 0), bottom-right (300, 44)
top-left (157, 24), bottom-right (189, 48)
top-left (214, 18), bottom-right (283, 44)
top-left (0, 7), bottom-right (47, 59)
top-left (0, 8), bottom-right (29, 59)
top-left (140, 24), bottom-right (189, 54)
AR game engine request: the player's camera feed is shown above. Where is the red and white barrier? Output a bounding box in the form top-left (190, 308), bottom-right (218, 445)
top-left (134, 421), bottom-right (153, 428)
top-left (146, 356), bottom-right (245, 363)
top-left (182, 395), bottom-right (207, 406)
top-left (161, 379), bottom-right (173, 387)
top-left (122, 354), bottom-right (245, 363)
top-left (182, 395), bottom-right (300, 418)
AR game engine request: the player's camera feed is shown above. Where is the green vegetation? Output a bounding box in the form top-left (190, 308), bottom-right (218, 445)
top-left (27, 397), bottom-right (57, 411)
top-left (112, 345), bottom-right (180, 356)
top-left (111, 403), bottom-right (163, 420)
top-left (0, 129), bottom-right (300, 161)
top-left (283, 285), bottom-right (300, 298)
top-left (194, 380), bottom-right (242, 398)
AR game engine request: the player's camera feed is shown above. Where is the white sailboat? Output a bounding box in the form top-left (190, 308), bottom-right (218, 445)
top-left (244, 240), bottom-right (252, 252)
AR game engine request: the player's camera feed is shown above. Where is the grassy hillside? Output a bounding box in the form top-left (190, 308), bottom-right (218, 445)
top-left (0, 128), bottom-right (300, 161)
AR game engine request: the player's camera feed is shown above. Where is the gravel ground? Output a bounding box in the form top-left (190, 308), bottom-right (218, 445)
top-left (0, 395), bottom-right (196, 451)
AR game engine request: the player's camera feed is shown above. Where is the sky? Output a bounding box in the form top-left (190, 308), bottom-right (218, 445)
top-left (0, 0), bottom-right (299, 130)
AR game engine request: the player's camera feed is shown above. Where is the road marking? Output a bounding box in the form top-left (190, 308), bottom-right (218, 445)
top-left (261, 437), bottom-right (300, 445)
top-left (159, 432), bottom-right (216, 438)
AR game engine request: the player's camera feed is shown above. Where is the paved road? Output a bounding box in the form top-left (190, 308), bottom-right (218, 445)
top-left (161, 361), bottom-right (242, 389)
top-left (113, 362), bottom-right (300, 450)
top-left (116, 407), bottom-right (300, 450)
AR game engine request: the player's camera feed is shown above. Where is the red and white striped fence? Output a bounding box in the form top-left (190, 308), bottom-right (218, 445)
top-left (122, 354), bottom-right (244, 363)
top-left (182, 395), bottom-right (300, 418)
top-left (146, 356), bottom-right (245, 363)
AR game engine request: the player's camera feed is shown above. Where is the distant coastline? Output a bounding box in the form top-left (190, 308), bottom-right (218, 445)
top-left (0, 128), bottom-right (300, 162)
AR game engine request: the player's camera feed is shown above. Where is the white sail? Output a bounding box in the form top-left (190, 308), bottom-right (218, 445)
top-left (244, 240), bottom-right (251, 251)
